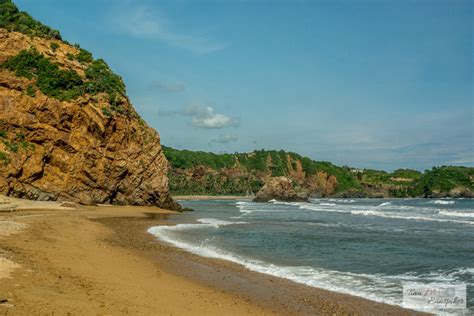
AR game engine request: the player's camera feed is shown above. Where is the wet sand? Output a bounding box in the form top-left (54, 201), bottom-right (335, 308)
top-left (0, 195), bottom-right (426, 315)
top-left (174, 195), bottom-right (253, 201)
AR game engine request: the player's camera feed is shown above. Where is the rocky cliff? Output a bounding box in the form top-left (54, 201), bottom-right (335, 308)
top-left (0, 3), bottom-right (179, 209)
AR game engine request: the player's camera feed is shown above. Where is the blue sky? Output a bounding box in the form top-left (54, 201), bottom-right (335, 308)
top-left (16, 0), bottom-right (473, 171)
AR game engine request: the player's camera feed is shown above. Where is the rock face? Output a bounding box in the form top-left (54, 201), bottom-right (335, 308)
top-left (0, 29), bottom-right (180, 210)
top-left (253, 177), bottom-right (308, 202)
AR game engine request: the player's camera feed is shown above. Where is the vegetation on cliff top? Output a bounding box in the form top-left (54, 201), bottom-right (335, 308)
top-left (2, 48), bottom-right (84, 100)
top-left (358, 168), bottom-right (421, 187)
top-left (2, 48), bottom-right (126, 104)
top-left (0, 0), bottom-right (60, 39)
top-left (411, 166), bottom-right (474, 197)
top-left (1, 1), bottom-right (126, 109)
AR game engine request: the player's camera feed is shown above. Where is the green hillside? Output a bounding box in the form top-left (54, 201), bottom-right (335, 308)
top-left (163, 147), bottom-right (474, 198)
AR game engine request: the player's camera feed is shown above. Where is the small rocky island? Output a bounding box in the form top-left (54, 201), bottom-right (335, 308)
top-left (253, 176), bottom-right (308, 202)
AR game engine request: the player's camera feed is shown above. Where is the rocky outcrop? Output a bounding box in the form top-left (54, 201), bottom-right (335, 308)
top-left (0, 29), bottom-right (180, 210)
top-left (429, 187), bottom-right (474, 199)
top-left (253, 177), bottom-right (308, 202)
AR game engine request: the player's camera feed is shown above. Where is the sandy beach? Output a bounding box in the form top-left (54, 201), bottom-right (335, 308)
top-left (0, 195), bottom-right (425, 315)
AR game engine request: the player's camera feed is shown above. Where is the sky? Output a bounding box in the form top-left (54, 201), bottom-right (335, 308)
top-left (15, 0), bottom-right (473, 171)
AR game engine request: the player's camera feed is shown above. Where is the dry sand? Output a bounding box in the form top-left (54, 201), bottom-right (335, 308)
top-left (0, 195), bottom-right (426, 315)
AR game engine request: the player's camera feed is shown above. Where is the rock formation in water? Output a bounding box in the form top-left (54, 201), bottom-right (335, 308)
top-left (0, 2), bottom-right (179, 210)
top-left (253, 177), bottom-right (308, 202)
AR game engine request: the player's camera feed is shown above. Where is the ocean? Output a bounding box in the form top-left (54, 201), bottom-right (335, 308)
top-left (148, 198), bottom-right (473, 314)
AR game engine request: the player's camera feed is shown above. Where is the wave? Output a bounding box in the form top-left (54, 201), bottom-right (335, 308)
top-left (271, 200), bottom-right (305, 206)
top-left (197, 218), bottom-right (248, 227)
top-left (431, 200), bottom-right (455, 205)
top-left (377, 202), bottom-right (392, 207)
top-left (319, 202), bottom-right (337, 206)
top-left (150, 218), bottom-right (247, 232)
top-left (327, 199), bottom-right (356, 203)
top-left (350, 210), bottom-right (474, 225)
top-left (236, 200), bottom-right (309, 215)
top-left (156, 222), bottom-right (208, 231)
top-left (298, 204), bottom-right (349, 213)
top-left (454, 267), bottom-right (474, 275)
top-left (235, 201), bottom-right (255, 214)
top-left (235, 201), bottom-right (250, 206)
top-left (438, 210), bottom-right (474, 218)
top-left (299, 202), bottom-right (474, 225)
top-left (147, 225), bottom-right (470, 312)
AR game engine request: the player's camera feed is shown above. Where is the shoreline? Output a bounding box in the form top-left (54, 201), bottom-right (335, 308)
top-left (0, 196), bottom-right (425, 315)
top-left (101, 214), bottom-right (426, 315)
top-left (173, 194), bottom-right (472, 202)
top-left (174, 195), bottom-right (254, 201)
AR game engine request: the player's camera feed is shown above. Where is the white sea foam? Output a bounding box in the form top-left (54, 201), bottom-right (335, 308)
top-left (197, 218), bottom-right (247, 227)
top-left (319, 202), bottom-right (337, 206)
top-left (155, 218), bottom-right (247, 232)
top-left (350, 211), bottom-right (474, 225)
top-left (377, 202), bottom-right (392, 207)
top-left (454, 267), bottom-right (474, 275)
top-left (235, 201), bottom-right (255, 214)
top-left (327, 199), bottom-right (356, 203)
top-left (272, 200), bottom-right (304, 206)
top-left (431, 200), bottom-right (455, 205)
top-left (161, 222), bottom-right (208, 231)
top-left (438, 210), bottom-right (474, 218)
top-left (235, 201), bottom-right (249, 206)
top-left (298, 204), bottom-right (349, 213)
top-left (350, 210), bottom-right (383, 216)
top-left (295, 202), bottom-right (474, 226)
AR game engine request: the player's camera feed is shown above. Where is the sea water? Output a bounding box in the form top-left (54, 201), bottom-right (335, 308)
top-left (148, 198), bottom-right (473, 314)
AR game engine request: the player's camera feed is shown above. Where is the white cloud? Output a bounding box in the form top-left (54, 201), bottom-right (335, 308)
top-left (184, 104), bottom-right (237, 129)
top-left (155, 103), bottom-right (238, 129)
top-left (108, 3), bottom-right (228, 54)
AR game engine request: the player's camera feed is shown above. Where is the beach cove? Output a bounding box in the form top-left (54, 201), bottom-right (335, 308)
top-left (0, 195), bottom-right (423, 315)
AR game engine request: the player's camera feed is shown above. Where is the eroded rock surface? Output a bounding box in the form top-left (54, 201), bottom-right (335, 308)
top-left (0, 29), bottom-right (179, 210)
top-left (253, 176), bottom-right (308, 202)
